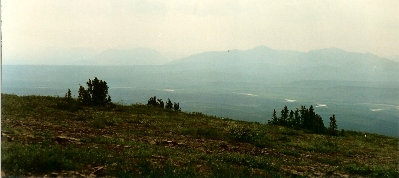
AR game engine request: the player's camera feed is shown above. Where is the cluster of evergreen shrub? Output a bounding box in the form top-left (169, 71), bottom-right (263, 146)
top-left (268, 105), bottom-right (338, 135)
top-left (77, 77), bottom-right (112, 106)
top-left (147, 96), bottom-right (181, 111)
top-left (61, 77), bottom-right (182, 112)
top-left (62, 77), bottom-right (339, 136)
top-left (58, 77), bottom-right (112, 111)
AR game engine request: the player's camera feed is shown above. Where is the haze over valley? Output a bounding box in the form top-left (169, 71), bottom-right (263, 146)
top-left (3, 46), bottom-right (399, 136)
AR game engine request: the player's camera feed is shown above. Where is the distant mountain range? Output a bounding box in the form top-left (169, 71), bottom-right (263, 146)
top-left (169, 46), bottom-right (399, 82)
top-left (4, 46), bottom-right (399, 82)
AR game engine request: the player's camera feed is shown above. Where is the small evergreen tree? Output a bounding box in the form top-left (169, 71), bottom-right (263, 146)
top-left (293, 109), bottom-right (301, 129)
top-left (165, 98), bottom-right (173, 110)
top-left (270, 109), bottom-right (278, 124)
top-left (313, 114), bottom-right (326, 134)
top-left (157, 99), bottom-right (164, 109)
top-left (299, 106), bottom-right (307, 128)
top-left (173, 102), bottom-right (181, 111)
top-left (288, 110), bottom-right (294, 128)
top-left (279, 106), bottom-right (289, 125)
top-left (78, 85), bottom-right (91, 105)
top-left (65, 88), bottom-right (72, 102)
top-left (147, 96), bottom-right (157, 106)
top-left (302, 105), bottom-right (314, 130)
top-left (328, 114), bottom-right (338, 136)
top-left (57, 88), bottom-right (79, 111)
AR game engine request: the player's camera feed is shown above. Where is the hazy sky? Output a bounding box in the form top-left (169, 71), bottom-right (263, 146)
top-left (3, 0), bottom-right (399, 61)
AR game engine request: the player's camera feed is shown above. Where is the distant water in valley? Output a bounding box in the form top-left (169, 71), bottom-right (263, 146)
top-left (2, 65), bottom-right (398, 137)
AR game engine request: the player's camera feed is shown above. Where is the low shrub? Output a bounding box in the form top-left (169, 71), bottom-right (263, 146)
top-left (56, 100), bottom-right (81, 112)
top-left (2, 144), bottom-right (76, 175)
top-left (228, 124), bottom-right (255, 142)
top-left (181, 127), bottom-right (223, 140)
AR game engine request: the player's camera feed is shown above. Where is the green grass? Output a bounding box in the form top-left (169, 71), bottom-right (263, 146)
top-left (1, 94), bottom-right (398, 177)
top-left (2, 143), bottom-right (77, 174)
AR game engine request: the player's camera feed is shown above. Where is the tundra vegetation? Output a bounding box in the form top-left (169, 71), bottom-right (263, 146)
top-left (1, 78), bottom-right (398, 177)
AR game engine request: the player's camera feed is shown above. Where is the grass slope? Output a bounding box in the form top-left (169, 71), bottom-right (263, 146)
top-left (1, 94), bottom-right (398, 177)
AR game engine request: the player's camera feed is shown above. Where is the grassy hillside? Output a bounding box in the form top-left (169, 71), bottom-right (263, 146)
top-left (1, 94), bottom-right (398, 177)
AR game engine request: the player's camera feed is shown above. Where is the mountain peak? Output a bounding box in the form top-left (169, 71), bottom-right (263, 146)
top-left (249, 45), bottom-right (274, 51)
top-left (309, 47), bottom-right (348, 54)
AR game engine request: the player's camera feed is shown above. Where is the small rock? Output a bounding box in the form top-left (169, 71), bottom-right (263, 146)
top-left (56, 136), bottom-right (81, 144)
top-left (149, 140), bottom-right (156, 145)
top-left (92, 166), bottom-right (105, 176)
top-left (163, 140), bottom-right (177, 145)
top-left (151, 155), bottom-right (165, 159)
